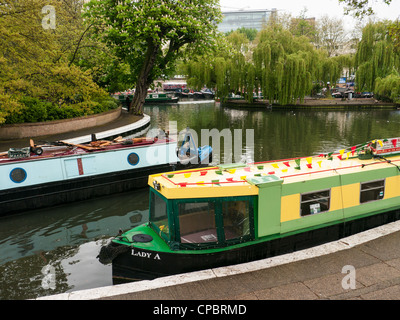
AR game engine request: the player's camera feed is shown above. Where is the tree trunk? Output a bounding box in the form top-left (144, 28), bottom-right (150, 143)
top-left (130, 41), bottom-right (160, 115)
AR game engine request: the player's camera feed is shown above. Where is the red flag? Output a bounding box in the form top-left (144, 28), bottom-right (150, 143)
top-left (283, 161), bottom-right (290, 167)
top-left (351, 146), bottom-right (356, 156)
top-left (392, 139), bottom-right (397, 148)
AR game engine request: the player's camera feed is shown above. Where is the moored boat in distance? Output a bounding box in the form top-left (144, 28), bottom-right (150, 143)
top-left (145, 92), bottom-right (179, 104)
top-left (99, 137), bottom-right (400, 283)
top-left (0, 130), bottom-right (212, 216)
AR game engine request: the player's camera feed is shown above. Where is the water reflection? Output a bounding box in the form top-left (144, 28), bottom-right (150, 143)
top-left (0, 190), bottom-right (149, 299)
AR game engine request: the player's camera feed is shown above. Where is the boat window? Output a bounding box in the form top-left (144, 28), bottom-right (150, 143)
top-left (222, 200), bottom-right (250, 241)
top-left (150, 192), bottom-right (169, 239)
top-left (300, 189), bottom-right (331, 216)
top-left (178, 202), bottom-right (217, 244)
top-left (360, 179), bottom-right (385, 203)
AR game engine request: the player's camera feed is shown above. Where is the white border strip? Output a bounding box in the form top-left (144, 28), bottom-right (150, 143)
top-left (36, 219), bottom-right (400, 300)
top-left (65, 114), bottom-right (151, 145)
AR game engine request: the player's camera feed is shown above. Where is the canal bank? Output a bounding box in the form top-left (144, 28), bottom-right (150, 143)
top-left (223, 97), bottom-right (398, 109)
top-left (36, 219), bottom-right (400, 300)
top-left (0, 109), bottom-right (150, 152)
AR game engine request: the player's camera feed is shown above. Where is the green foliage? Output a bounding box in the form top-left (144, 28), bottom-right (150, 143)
top-left (4, 95), bottom-right (118, 124)
top-left (375, 73), bottom-right (400, 103)
top-left (0, 0), bottom-right (117, 125)
top-left (355, 21), bottom-right (400, 92)
top-left (339, 0), bottom-right (392, 17)
top-left (84, 0), bottom-right (223, 114)
top-left (225, 27), bottom-right (258, 42)
top-left (184, 24), bottom-right (352, 105)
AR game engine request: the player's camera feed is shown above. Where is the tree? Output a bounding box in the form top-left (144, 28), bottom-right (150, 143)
top-left (84, 0), bottom-right (222, 115)
top-left (355, 21), bottom-right (400, 92)
top-left (0, 0), bottom-right (114, 124)
top-left (338, 0), bottom-right (392, 17)
top-left (315, 15), bottom-right (348, 57)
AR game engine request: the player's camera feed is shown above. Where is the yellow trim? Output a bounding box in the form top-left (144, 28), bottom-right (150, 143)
top-left (384, 175), bottom-right (400, 199)
top-left (281, 194), bottom-right (300, 222)
top-left (330, 186), bottom-right (343, 212)
top-left (148, 175), bottom-right (259, 199)
top-left (341, 183), bottom-right (360, 208)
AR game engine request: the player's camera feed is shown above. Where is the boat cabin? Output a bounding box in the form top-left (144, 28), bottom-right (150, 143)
top-left (147, 138), bottom-right (400, 251)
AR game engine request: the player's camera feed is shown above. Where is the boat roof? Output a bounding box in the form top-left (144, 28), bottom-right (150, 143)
top-left (149, 147), bottom-right (400, 199)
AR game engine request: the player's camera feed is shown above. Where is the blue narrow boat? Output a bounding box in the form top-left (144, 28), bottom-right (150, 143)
top-left (0, 130), bottom-right (212, 216)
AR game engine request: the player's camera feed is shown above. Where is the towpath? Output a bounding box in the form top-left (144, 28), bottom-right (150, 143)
top-left (38, 220), bottom-right (400, 301)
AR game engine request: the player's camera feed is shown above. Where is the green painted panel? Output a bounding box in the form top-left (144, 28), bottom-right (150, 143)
top-left (344, 196), bottom-right (400, 219)
top-left (258, 184), bottom-right (282, 237)
top-left (281, 209), bottom-right (344, 234)
top-left (340, 167), bottom-right (397, 185)
top-left (282, 175), bottom-right (341, 196)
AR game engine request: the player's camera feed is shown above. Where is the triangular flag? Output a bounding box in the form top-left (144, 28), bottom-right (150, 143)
top-left (282, 169), bottom-right (288, 173)
top-left (295, 159), bottom-right (301, 166)
top-left (306, 157), bottom-right (312, 164)
top-left (392, 139), bottom-right (397, 148)
top-left (317, 160), bottom-right (322, 168)
top-left (351, 146), bottom-right (356, 156)
top-left (377, 140), bottom-right (383, 147)
top-left (306, 163), bottom-right (312, 169)
top-left (272, 163), bottom-right (279, 169)
top-left (283, 161), bottom-right (290, 167)
top-left (339, 149), bottom-right (345, 155)
top-left (338, 155), bottom-right (343, 160)
top-left (346, 152), bottom-right (351, 160)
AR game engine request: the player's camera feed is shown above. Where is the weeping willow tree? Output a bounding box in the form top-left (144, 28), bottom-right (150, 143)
top-left (185, 24), bottom-right (353, 104)
top-left (253, 26), bottom-right (326, 105)
top-left (355, 21), bottom-right (400, 92)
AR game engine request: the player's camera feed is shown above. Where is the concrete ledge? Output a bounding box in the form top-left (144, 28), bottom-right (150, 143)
top-left (0, 107), bottom-right (122, 140)
top-left (36, 219), bottom-right (400, 300)
top-left (65, 113), bottom-right (151, 144)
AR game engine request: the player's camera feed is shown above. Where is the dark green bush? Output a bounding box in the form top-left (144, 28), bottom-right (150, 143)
top-left (4, 95), bottom-right (119, 124)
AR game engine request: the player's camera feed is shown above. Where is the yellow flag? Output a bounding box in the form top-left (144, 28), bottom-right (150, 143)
top-left (272, 163), bottom-right (279, 169)
top-left (317, 160), bottom-right (322, 168)
top-left (339, 149), bottom-right (345, 155)
top-left (306, 157), bottom-right (312, 164)
top-left (346, 152), bottom-right (350, 160)
top-left (377, 140), bottom-right (383, 147)
top-left (184, 173), bottom-right (191, 178)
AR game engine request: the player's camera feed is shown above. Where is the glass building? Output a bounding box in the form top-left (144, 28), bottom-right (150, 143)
top-left (218, 9), bottom-right (277, 33)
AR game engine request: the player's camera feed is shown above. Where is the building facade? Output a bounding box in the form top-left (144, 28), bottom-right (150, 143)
top-left (218, 9), bottom-right (277, 33)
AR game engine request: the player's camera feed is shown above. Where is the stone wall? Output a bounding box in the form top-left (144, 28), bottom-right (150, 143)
top-left (0, 107), bottom-right (122, 140)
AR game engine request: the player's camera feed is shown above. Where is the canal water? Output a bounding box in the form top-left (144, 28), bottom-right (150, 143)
top-left (1, 102), bottom-right (400, 300)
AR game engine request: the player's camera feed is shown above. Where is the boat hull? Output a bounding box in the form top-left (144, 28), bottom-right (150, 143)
top-left (0, 163), bottom-right (174, 216)
top-left (110, 207), bottom-right (400, 283)
top-left (0, 141), bottom-right (208, 216)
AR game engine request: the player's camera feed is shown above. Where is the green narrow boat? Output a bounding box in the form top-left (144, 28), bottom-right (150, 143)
top-left (99, 138), bottom-right (400, 283)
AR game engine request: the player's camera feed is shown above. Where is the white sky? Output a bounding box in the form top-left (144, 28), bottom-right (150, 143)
top-left (219, 0), bottom-right (400, 28)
